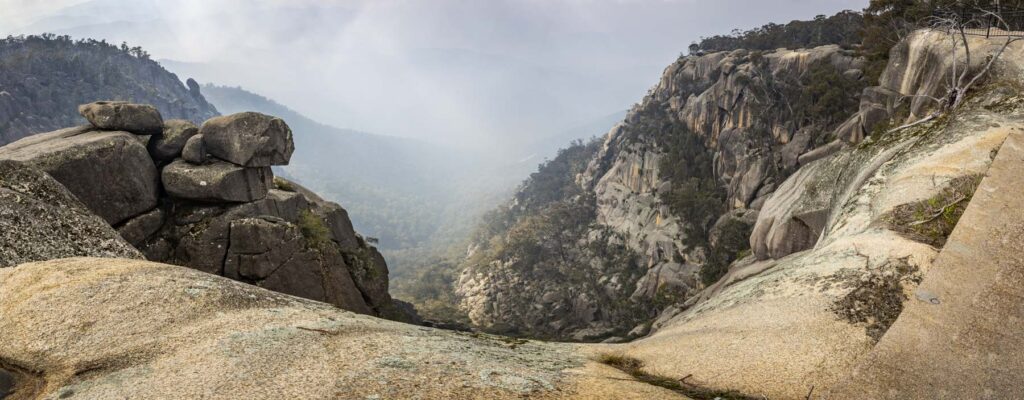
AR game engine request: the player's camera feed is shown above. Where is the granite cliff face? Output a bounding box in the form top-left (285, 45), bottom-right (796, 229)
top-left (618, 30), bottom-right (1024, 398)
top-left (458, 43), bottom-right (868, 340)
top-left (0, 101), bottom-right (407, 320)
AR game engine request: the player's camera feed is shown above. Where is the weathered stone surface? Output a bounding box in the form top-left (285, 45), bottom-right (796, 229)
top-left (78, 101), bottom-right (163, 134)
top-left (749, 160), bottom-right (835, 260)
top-left (223, 216), bottom-right (298, 279)
top-left (115, 207), bottom-right (165, 248)
top-left (0, 126), bottom-right (159, 224)
top-left (200, 112), bottom-right (294, 167)
top-left (136, 175), bottom-right (404, 319)
top-left (323, 203), bottom-right (362, 252)
top-left (181, 133), bottom-right (208, 164)
top-left (0, 258), bottom-right (677, 399)
top-left (221, 215), bottom-right (371, 313)
top-left (264, 189), bottom-right (309, 223)
top-left (624, 44), bottom-right (1024, 397)
top-left (344, 245), bottom-right (391, 312)
top-left (0, 160), bottom-right (141, 267)
top-left (0, 102), bottom-right (407, 322)
top-left (162, 159), bottom-right (272, 202)
top-left (149, 119), bottom-right (198, 162)
top-left (829, 129), bottom-right (1024, 398)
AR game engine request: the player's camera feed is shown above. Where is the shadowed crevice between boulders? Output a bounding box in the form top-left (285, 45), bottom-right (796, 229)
top-left (0, 358), bottom-right (44, 400)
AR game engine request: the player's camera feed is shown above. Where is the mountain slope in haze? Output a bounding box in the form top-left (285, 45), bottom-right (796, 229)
top-left (0, 34), bottom-right (217, 144)
top-left (199, 84), bottom-right (515, 260)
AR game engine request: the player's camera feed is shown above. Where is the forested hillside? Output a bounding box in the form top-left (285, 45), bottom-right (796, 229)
top-left (0, 34), bottom-right (217, 144)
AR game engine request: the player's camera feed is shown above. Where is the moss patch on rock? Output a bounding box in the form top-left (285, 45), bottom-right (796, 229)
top-left (886, 174), bottom-right (983, 248)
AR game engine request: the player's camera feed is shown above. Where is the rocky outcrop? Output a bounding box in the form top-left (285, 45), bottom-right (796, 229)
top-left (0, 160), bottom-right (141, 267)
top-left (182, 133), bottom-right (208, 163)
top-left (0, 125), bottom-right (160, 224)
top-left (458, 44), bottom-right (867, 340)
top-left (0, 257), bottom-right (679, 399)
top-left (0, 103), bottom-right (406, 320)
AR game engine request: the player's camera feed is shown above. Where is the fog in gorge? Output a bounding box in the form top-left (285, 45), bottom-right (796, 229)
top-left (3, 0), bottom-right (863, 152)
top-left (0, 0), bottom-right (864, 276)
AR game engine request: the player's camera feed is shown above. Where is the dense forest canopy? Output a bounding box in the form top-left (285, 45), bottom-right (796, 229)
top-left (689, 11), bottom-right (865, 53)
top-left (692, 1), bottom-right (1024, 83)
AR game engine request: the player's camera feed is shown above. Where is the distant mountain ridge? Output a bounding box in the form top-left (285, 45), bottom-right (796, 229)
top-left (0, 34), bottom-right (218, 144)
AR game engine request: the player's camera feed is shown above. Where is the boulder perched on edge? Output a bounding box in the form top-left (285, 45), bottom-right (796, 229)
top-left (0, 160), bottom-right (142, 267)
top-left (162, 159), bottom-right (272, 202)
top-left (199, 112), bottom-right (294, 166)
top-left (0, 126), bottom-right (160, 225)
top-left (78, 101), bottom-right (164, 134)
top-left (149, 119), bottom-right (198, 162)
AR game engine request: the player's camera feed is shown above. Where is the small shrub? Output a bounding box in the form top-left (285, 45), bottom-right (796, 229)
top-left (297, 210), bottom-right (332, 251)
top-left (273, 177), bottom-right (295, 192)
top-left (887, 174), bottom-right (983, 248)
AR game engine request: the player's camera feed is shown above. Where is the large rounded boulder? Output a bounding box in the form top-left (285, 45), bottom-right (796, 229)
top-left (199, 112), bottom-right (294, 167)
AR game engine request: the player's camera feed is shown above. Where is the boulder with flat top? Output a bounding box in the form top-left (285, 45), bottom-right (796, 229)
top-left (78, 101), bottom-right (163, 134)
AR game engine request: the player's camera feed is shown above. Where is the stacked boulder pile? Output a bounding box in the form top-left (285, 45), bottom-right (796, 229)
top-left (0, 101), bottom-right (407, 320)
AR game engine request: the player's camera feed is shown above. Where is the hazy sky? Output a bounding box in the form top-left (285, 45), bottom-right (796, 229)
top-left (1, 0), bottom-right (867, 151)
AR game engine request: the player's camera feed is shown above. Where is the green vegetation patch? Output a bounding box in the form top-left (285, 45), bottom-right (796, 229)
top-left (655, 121), bottom-right (723, 250)
top-left (690, 10), bottom-right (863, 53)
top-left (701, 217), bottom-right (755, 286)
top-left (272, 177), bottom-right (296, 192)
top-left (297, 209), bottom-right (332, 251)
top-left (597, 353), bottom-right (762, 400)
top-left (886, 174), bottom-right (983, 248)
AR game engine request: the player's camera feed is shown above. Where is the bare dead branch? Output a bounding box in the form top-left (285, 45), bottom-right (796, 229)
top-left (908, 194), bottom-right (967, 226)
